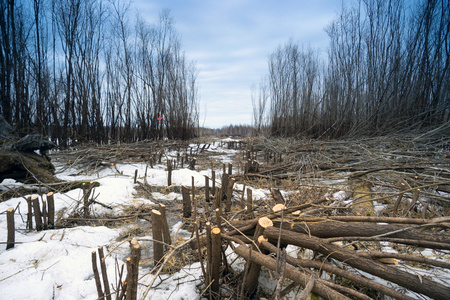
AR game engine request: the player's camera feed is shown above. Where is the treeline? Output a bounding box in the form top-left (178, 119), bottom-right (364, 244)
top-left (253, 0), bottom-right (449, 138)
top-left (0, 0), bottom-right (198, 145)
top-left (199, 125), bottom-right (253, 137)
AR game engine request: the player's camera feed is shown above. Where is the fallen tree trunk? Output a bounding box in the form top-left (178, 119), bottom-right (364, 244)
top-left (263, 226), bottom-right (450, 300)
top-left (225, 199), bottom-right (327, 236)
top-left (234, 244), bottom-right (351, 300)
top-left (260, 240), bottom-right (414, 300)
top-left (272, 221), bottom-right (450, 245)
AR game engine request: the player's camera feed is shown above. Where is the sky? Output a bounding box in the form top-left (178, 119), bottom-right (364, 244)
top-left (133, 0), bottom-right (340, 129)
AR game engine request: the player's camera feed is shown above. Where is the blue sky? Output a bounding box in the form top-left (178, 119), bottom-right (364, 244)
top-left (134, 0), bottom-right (340, 128)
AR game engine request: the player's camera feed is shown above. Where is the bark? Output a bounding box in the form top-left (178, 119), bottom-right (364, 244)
top-left (91, 251), bottom-right (104, 300)
top-left (151, 209), bottom-right (164, 265)
top-left (6, 207), bottom-right (14, 250)
top-left (263, 226), bottom-right (450, 300)
top-left (272, 220), bottom-right (450, 245)
top-left (261, 240), bottom-right (414, 300)
top-left (234, 244), bottom-right (351, 300)
top-left (98, 246), bottom-right (111, 300)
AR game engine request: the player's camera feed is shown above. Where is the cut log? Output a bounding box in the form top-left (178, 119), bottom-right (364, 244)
top-left (272, 220), bottom-right (450, 245)
top-left (263, 226), bottom-right (450, 300)
top-left (234, 244), bottom-right (350, 300)
top-left (242, 217), bottom-right (274, 297)
top-left (126, 238), bottom-right (141, 300)
top-left (151, 209), bottom-right (164, 265)
top-left (260, 240), bottom-right (414, 300)
top-left (211, 227), bottom-right (222, 299)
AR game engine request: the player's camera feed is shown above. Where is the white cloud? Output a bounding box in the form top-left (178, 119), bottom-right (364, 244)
top-left (134, 0), bottom-right (340, 128)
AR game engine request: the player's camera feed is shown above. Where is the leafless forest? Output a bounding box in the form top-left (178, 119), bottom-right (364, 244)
top-left (253, 0), bottom-right (449, 138)
top-left (1, 0), bottom-right (198, 144)
top-left (1, 0), bottom-right (448, 142)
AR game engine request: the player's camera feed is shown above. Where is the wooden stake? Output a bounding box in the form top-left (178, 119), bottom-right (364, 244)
top-left (167, 159), bottom-right (172, 186)
top-left (215, 208), bottom-right (221, 231)
top-left (246, 188), bottom-right (253, 217)
top-left (211, 170), bottom-right (216, 195)
top-left (204, 175), bottom-right (210, 202)
top-left (228, 163), bottom-right (232, 175)
top-left (194, 222), bottom-right (207, 283)
top-left (192, 176), bottom-right (196, 221)
top-left (225, 178), bottom-right (235, 212)
top-left (26, 196), bottom-right (33, 231)
top-left (6, 207), bottom-right (14, 250)
top-left (181, 185), bottom-right (191, 218)
top-left (126, 238), bottom-right (141, 300)
top-left (98, 246), bottom-right (111, 300)
top-left (211, 227), bottom-right (222, 299)
top-left (42, 198), bottom-right (48, 230)
top-left (205, 221), bottom-right (212, 290)
top-left (91, 251), bottom-right (104, 299)
top-left (32, 196), bottom-right (43, 231)
top-left (134, 169), bottom-right (138, 184)
top-left (221, 173), bottom-right (229, 205)
top-left (46, 192), bottom-right (55, 229)
top-left (151, 209), bottom-right (164, 265)
top-left (82, 183), bottom-right (92, 218)
top-left (159, 204), bottom-right (172, 250)
top-left (214, 187), bottom-right (221, 210)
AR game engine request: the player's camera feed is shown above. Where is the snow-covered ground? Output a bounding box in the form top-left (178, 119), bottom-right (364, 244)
top-left (0, 151), bottom-right (221, 299)
top-left (1, 140), bottom-right (448, 299)
top-left (0, 140), bottom-right (261, 299)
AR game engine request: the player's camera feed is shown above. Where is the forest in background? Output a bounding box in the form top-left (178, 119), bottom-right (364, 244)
top-left (1, 0), bottom-right (199, 144)
top-left (253, 0), bottom-right (449, 138)
top-left (1, 0), bottom-right (449, 144)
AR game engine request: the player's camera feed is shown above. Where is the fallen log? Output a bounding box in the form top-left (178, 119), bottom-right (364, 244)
top-left (260, 240), bottom-right (414, 300)
top-left (234, 244), bottom-right (351, 300)
top-left (357, 251), bottom-right (450, 269)
top-left (323, 236), bottom-right (450, 250)
top-left (272, 221), bottom-right (450, 245)
top-left (226, 199), bottom-right (327, 236)
top-left (296, 215), bottom-right (450, 225)
top-left (263, 226), bottom-right (450, 300)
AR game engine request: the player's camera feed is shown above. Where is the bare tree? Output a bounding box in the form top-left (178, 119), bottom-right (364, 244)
top-left (257, 0), bottom-right (449, 139)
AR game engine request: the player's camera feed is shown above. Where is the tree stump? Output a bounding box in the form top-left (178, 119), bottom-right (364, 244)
top-left (6, 207), bottom-right (15, 250)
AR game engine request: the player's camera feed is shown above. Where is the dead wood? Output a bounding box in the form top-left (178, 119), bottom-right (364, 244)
top-left (226, 199), bottom-right (327, 236)
top-left (260, 240), bottom-right (414, 300)
top-left (263, 226), bottom-right (450, 300)
top-left (271, 221), bottom-right (450, 245)
top-left (234, 244), bottom-right (351, 300)
top-left (298, 215), bottom-right (450, 224)
top-left (323, 235), bottom-right (450, 250)
top-left (357, 251), bottom-right (450, 269)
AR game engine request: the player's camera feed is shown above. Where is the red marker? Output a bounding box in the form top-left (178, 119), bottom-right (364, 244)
top-left (157, 117), bottom-right (163, 120)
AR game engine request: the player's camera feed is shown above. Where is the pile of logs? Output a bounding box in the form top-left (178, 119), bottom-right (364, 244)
top-left (223, 211), bottom-right (450, 299)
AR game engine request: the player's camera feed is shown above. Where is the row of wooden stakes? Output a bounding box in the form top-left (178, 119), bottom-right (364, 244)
top-left (4, 192), bottom-right (56, 250)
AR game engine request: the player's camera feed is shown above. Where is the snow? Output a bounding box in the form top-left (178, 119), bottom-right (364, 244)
top-left (332, 190), bottom-right (347, 201)
top-left (0, 140), bottom-right (247, 300)
top-left (0, 153), bottom-right (214, 299)
top-left (1, 140), bottom-right (449, 299)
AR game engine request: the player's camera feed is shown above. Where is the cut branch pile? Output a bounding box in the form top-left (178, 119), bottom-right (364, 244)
top-left (223, 213), bottom-right (450, 299)
top-left (194, 130), bottom-right (450, 299)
